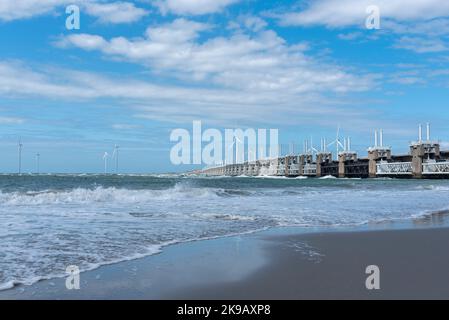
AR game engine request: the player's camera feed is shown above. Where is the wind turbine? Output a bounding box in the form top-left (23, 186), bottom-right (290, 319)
top-left (320, 137), bottom-right (328, 153)
top-left (18, 138), bottom-right (23, 174)
top-left (36, 153), bottom-right (40, 174)
top-left (235, 136), bottom-right (244, 164)
top-left (226, 138), bottom-right (235, 165)
top-left (103, 152), bottom-right (109, 174)
top-left (309, 136), bottom-right (319, 154)
top-left (327, 126), bottom-right (344, 155)
top-left (112, 145), bottom-right (119, 174)
top-left (248, 149), bottom-right (256, 162)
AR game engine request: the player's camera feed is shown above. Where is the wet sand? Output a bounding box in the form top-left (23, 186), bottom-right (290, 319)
top-left (1, 226), bottom-right (449, 300)
top-left (172, 227), bottom-right (449, 299)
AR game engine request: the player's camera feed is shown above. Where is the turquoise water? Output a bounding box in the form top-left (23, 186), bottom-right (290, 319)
top-left (1, 174), bottom-right (449, 290)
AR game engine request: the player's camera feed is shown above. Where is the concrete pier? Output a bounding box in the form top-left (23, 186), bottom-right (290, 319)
top-left (338, 152), bottom-right (357, 178)
top-left (368, 148), bottom-right (391, 178)
top-left (316, 152), bottom-right (332, 177)
top-left (410, 141), bottom-right (440, 179)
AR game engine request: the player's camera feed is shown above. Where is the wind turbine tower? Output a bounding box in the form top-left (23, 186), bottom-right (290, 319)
top-left (112, 145), bottom-right (119, 174)
top-left (18, 138), bottom-right (23, 174)
top-left (103, 152), bottom-right (109, 174)
top-left (36, 153), bottom-right (40, 174)
top-left (327, 127), bottom-right (344, 156)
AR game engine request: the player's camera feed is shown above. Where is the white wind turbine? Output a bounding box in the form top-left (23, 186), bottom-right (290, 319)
top-left (112, 145), bottom-right (119, 174)
top-left (230, 136), bottom-right (242, 163)
top-left (248, 149), bottom-right (256, 162)
top-left (309, 136), bottom-right (319, 154)
top-left (18, 137), bottom-right (23, 174)
top-left (36, 153), bottom-right (40, 174)
top-left (235, 136), bottom-right (243, 164)
top-left (226, 141), bottom-right (234, 165)
top-left (327, 126), bottom-right (345, 155)
top-left (226, 136), bottom-right (244, 164)
top-left (103, 152), bottom-right (109, 174)
top-left (320, 137), bottom-right (328, 153)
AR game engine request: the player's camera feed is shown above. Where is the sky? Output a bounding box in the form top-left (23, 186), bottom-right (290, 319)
top-left (1, 0), bottom-right (449, 173)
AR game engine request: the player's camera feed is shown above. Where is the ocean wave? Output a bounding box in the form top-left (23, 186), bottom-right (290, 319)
top-left (191, 213), bottom-right (259, 221)
top-left (411, 207), bottom-right (449, 220)
top-left (319, 175), bottom-right (337, 179)
top-left (417, 185), bottom-right (449, 191)
top-left (0, 184), bottom-right (260, 206)
top-left (0, 244), bottom-right (164, 292)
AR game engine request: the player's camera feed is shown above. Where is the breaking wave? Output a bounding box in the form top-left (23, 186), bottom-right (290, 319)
top-left (0, 184), bottom-right (259, 206)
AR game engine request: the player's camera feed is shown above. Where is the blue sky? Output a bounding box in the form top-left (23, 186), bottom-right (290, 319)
top-left (1, 0), bottom-right (449, 173)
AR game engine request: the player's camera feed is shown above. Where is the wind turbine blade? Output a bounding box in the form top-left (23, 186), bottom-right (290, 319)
top-left (327, 140), bottom-right (336, 147)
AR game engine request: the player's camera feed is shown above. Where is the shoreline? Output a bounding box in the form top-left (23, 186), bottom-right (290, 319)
top-left (1, 214), bottom-right (449, 299)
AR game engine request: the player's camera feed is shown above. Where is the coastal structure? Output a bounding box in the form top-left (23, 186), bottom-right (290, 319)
top-left (201, 124), bottom-right (449, 179)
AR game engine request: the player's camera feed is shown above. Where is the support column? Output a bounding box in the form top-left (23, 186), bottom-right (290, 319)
top-left (316, 155), bottom-right (323, 177)
top-left (368, 148), bottom-right (392, 178)
top-left (298, 155), bottom-right (305, 176)
top-left (338, 152), bottom-right (358, 178)
top-left (411, 144), bottom-right (424, 179)
top-left (338, 154), bottom-right (346, 178)
top-left (285, 156), bottom-right (290, 176)
top-left (316, 153), bottom-right (332, 178)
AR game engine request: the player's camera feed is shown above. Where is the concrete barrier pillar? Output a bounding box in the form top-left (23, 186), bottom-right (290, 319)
top-left (316, 153), bottom-right (332, 178)
top-left (338, 154), bottom-right (346, 178)
top-left (298, 155), bottom-right (305, 176)
top-left (338, 152), bottom-right (358, 178)
top-left (368, 148), bottom-right (392, 178)
top-left (316, 154), bottom-right (323, 177)
top-left (410, 144), bottom-right (424, 179)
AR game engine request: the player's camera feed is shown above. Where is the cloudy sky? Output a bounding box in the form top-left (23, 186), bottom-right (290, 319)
top-left (1, 0), bottom-right (449, 173)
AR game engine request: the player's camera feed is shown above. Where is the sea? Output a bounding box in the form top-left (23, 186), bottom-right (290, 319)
top-left (1, 173), bottom-right (449, 290)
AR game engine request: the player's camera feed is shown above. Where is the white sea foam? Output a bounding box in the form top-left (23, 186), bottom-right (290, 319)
top-left (319, 175), bottom-right (337, 179)
top-left (0, 185), bottom-right (223, 206)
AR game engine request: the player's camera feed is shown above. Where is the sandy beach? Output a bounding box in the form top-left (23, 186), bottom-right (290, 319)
top-left (2, 220), bottom-right (449, 300)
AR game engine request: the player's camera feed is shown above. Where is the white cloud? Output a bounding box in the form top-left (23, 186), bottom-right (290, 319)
top-left (0, 0), bottom-right (67, 21)
top-left (154, 0), bottom-right (239, 15)
top-left (0, 116), bottom-right (26, 124)
top-left (58, 18), bottom-right (376, 94)
top-left (84, 1), bottom-right (148, 24)
top-left (242, 16), bottom-right (268, 32)
top-left (0, 0), bottom-right (148, 23)
top-left (56, 34), bottom-right (107, 50)
top-left (383, 18), bottom-right (449, 37)
top-left (277, 0), bottom-right (449, 55)
top-left (394, 36), bottom-right (449, 53)
top-left (279, 0), bottom-right (449, 28)
top-left (338, 32), bottom-right (363, 41)
top-left (112, 124), bottom-right (141, 130)
top-left (0, 60), bottom-right (378, 128)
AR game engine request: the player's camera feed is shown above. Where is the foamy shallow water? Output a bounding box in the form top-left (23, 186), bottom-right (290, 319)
top-left (1, 174), bottom-right (449, 290)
